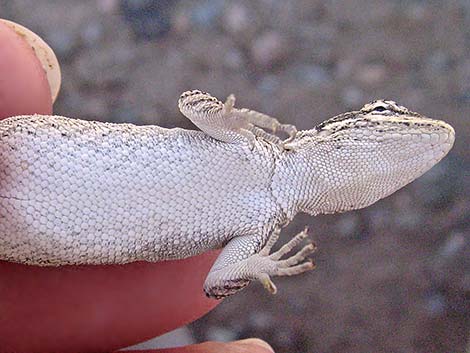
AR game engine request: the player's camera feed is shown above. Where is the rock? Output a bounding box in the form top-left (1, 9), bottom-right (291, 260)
top-left (97, 0), bottom-right (119, 13)
top-left (341, 86), bottom-right (364, 107)
top-left (120, 0), bottom-right (177, 39)
top-left (438, 233), bottom-right (466, 260)
top-left (291, 64), bottom-right (331, 88)
top-left (257, 75), bottom-right (281, 94)
top-left (80, 21), bottom-right (104, 47)
top-left (122, 326), bottom-right (195, 350)
top-left (205, 327), bottom-right (238, 342)
top-left (335, 58), bottom-right (356, 80)
top-left (223, 3), bottom-right (251, 34)
top-left (425, 50), bottom-right (451, 74)
top-left (75, 43), bottom-right (133, 84)
top-left (224, 48), bottom-right (244, 70)
top-left (46, 29), bottom-right (78, 60)
top-left (248, 311), bottom-right (274, 330)
top-left (190, 0), bottom-right (226, 28)
top-left (251, 31), bottom-right (290, 70)
top-left (172, 9), bottom-right (191, 34)
top-left (392, 192), bottom-right (423, 230)
top-left (413, 156), bottom-right (460, 210)
top-left (455, 59), bottom-right (470, 101)
top-left (424, 293), bottom-right (446, 317)
top-left (109, 105), bottom-right (140, 124)
top-left (405, 3), bottom-right (429, 22)
top-left (336, 213), bottom-right (360, 239)
top-left (355, 64), bottom-right (387, 86)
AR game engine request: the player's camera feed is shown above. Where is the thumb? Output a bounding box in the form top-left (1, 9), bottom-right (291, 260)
top-left (0, 19), bottom-right (54, 118)
top-left (125, 338), bottom-right (275, 353)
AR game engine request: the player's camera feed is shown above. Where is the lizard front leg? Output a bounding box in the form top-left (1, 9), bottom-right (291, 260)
top-left (204, 227), bottom-right (316, 299)
top-left (178, 90), bottom-right (297, 148)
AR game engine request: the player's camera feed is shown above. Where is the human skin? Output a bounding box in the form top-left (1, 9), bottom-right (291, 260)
top-left (0, 21), bottom-right (273, 353)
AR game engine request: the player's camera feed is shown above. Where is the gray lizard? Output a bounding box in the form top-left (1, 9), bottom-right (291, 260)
top-left (0, 90), bottom-right (455, 298)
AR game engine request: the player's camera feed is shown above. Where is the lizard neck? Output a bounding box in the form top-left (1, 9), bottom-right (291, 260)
top-left (271, 149), bottom-right (318, 221)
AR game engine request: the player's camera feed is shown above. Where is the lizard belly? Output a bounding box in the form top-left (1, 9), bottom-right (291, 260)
top-left (0, 115), bottom-right (278, 265)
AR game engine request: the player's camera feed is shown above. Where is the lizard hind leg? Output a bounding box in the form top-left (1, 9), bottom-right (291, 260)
top-left (203, 227), bottom-right (316, 299)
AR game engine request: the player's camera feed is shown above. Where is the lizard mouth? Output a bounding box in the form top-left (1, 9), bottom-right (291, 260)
top-left (364, 114), bottom-right (455, 163)
top-left (296, 112), bottom-right (454, 155)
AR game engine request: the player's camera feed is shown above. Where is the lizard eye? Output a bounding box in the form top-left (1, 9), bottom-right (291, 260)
top-left (373, 106), bottom-right (387, 112)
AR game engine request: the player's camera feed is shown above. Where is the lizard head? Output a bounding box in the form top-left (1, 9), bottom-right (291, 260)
top-left (279, 100), bottom-right (455, 215)
top-left (287, 99), bottom-right (455, 160)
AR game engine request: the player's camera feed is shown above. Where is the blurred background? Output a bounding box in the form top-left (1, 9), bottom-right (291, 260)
top-left (2, 0), bottom-right (469, 352)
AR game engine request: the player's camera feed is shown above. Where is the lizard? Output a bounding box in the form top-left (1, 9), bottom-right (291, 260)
top-left (0, 90), bottom-right (455, 298)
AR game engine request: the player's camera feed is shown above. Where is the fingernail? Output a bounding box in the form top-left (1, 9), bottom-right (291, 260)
top-left (236, 338), bottom-right (275, 352)
top-left (0, 19), bottom-right (61, 103)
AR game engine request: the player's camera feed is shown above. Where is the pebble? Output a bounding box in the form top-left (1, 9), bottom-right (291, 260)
top-left (122, 327), bottom-right (195, 350)
top-left (257, 75), bottom-right (281, 94)
top-left (205, 327), bottom-right (238, 342)
top-left (292, 64), bottom-right (331, 88)
top-left (425, 50), bottom-right (451, 74)
top-left (424, 293), bottom-right (446, 317)
top-left (341, 86), bottom-right (364, 107)
top-left (80, 21), bottom-right (104, 47)
top-left (355, 64), bottom-right (387, 86)
top-left (223, 3), bottom-right (251, 35)
top-left (190, 0), bottom-right (226, 28)
top-left (45, 30), bottom-right (77, 59)
top-left (248, 312), bottom-right (274, 330)
top-left (438, 233), bottom-right (466, 260)
top-left (121, 0), bottom-right (177, 39)
top-left (413, 157), bottom-right (459, 210)
top-left (109, 105), bottom-right (140, 124)
top-left (97, 0), bottom-right (119, 14)
top-left (251, 31), bottom-right (290, 70)
top-left (336, 213), bottom-right (360, 239)
top-left (224, 48), bottom-right (245, 70)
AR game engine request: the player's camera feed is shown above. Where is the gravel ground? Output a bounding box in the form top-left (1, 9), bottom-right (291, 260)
top-left (2, 1), bottom-right (469, 352)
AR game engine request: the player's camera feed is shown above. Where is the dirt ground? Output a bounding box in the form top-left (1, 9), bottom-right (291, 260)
top-left (3, 0), bottom-right (469, 352)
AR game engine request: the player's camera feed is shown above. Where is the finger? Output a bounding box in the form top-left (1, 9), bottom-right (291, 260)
top-left (0, 21), bottom-right (222, 353)
top-left (0, 252), bottom-right (221, 353)
top-left (0, 20), bottom-right (52, 119)
top-left (126, 338), bottom-right (275, 353)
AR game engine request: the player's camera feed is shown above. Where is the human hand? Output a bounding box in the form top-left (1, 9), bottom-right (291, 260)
top-left (0, 20), bottom-right (273, 353)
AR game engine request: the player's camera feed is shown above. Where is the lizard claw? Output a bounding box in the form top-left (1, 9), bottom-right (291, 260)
top-left (204, 226), bottom-right (316, 298)
top-left (256, 226), bottom-right (317, 294)
top-left (259, 273), bottom-right (278, 294)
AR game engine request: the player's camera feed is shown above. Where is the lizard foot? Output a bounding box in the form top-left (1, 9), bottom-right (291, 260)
top-left (257, 226), bottom-right (316, 294)
top-left (203, 227), bottom-right (316, 299)
top-left (275, 123), bottom-right (298, 149)
top-left (179, 90), bottom-right (299, 149)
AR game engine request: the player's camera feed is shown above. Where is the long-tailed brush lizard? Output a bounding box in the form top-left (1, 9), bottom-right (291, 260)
top-left (0, 90), bottom-right (455, 298)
